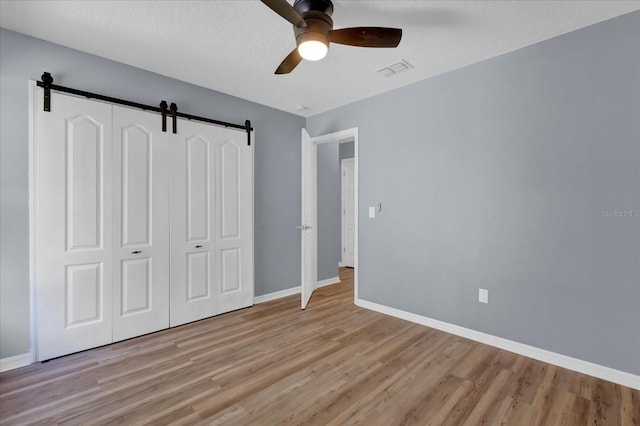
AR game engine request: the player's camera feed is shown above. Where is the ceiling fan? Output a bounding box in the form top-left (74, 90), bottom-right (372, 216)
top-left (260, 0), bottom-right (403, 74)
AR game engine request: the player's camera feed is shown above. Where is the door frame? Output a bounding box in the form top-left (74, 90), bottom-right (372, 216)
top-left (28, 81), bottom-right (38, 362)
top-left (303, 127), bottom-right (359, 303)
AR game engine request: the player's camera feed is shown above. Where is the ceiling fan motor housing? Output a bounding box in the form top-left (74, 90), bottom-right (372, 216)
top-left (293, 0), bottom-right (334, 48)
top-left (293, 0), bottom-right (333, 15)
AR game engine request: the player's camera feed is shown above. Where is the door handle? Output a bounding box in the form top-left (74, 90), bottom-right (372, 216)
top-left (131, 250), bottom-right (142, 254)
top-left (296, 225), bottom-right (312, 231)
top-left (195, 245), bottom-right (203, 249)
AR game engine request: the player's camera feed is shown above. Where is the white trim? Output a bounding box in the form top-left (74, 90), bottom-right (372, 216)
top-left (254, 286), bottom-right (300, 304)
top-left (28, 81), bottom-right (38, 363)
top-left (316, 276), bottom-right (340, 289)
top-left (311, 128), bottom-right (357, 145)
top-left (249, 129), bottom-right (256, 305)
top-left (0, 353), bottom-right (32, 373)
top-left (353, 130), bottom-right (358, 302)
top-left (253, 276), bottom-right (341, 305)
top-left (341, 160), bottom-right (344, 266)
top-left (356, 298), bottom-right (640, 390)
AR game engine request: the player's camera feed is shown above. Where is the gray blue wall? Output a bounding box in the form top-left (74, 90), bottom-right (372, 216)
top-left (0, 29), bottom-right (305, 358)
top-left (339, 141), bottom-right (354, 161)
top-left (307, 12), bottom-right (640, 375)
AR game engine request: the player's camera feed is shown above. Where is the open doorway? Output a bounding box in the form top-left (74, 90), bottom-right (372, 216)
top-left (300, 128), bottom-right (358, 309)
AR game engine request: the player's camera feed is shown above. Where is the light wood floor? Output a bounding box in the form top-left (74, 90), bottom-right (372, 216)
top-left (1, 268), bottom-right (638, 425)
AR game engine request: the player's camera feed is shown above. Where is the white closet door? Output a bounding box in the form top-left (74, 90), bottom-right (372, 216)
top-left (216, 127), bottom-right (254, 313)
top-left (170, 120), bottom-right (253, 326)
top-left (34, 89), bottom-right (113, 361)
top-left (170, 119), bottom-right (218, 326)
top-left (112, 106), bottom-right (170, 341)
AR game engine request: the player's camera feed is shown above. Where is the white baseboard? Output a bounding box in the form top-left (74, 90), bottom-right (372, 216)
top-left (0, 352), bottom-right (32, 373)
top-left (356, 298), bottom-right (640, 390)
top-left (254, 286), bottom-right (300, 304)
top-left (254, 277), bottom-right (341, 305)
top-left (316, 276), bottom-right (340, 289)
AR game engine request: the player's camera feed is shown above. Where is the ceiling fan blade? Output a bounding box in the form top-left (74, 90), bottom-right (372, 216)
top-left (275, 48), bottom-right (303, 74)
top-left (329, 27), bottom-right (402, 48)
top-left (260, 0), bottom-right (308, 28)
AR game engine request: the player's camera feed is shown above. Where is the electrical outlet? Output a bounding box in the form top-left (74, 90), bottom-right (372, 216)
top-left (479, 288), bottom-right (488, 304)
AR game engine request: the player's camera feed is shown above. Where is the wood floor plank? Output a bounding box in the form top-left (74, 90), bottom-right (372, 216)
top-left (1, 267), bottom-right (638, 425)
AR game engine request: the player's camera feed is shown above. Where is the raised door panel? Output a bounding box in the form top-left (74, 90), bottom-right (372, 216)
top-left (187, 137), bottom-right (211, 242)
top-left (187, 251), bottom-right (211, 300)
top-left (34, 89), bottom-right (113, 361)
top-left (121, 259), bottom-right (151, 315)
top-left (121, 125), bottom-right (151, 247)
top-left (216, 129), bottom-right (253, 313)
top-left (221, 142), bottom-right (240, 239)
top-left (65, 263), bottom-right (103, 327)
top-left (112, 106), bottom-right (169, 341)
top-left (170, 120), bottom-right (217, 327)
top-left (66, 116), bottom-right (103, 251)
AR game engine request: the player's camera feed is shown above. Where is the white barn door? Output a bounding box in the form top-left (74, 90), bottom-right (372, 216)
top-left (216, 127), bottom-right (254, 313)
top-left (170, 119), bottom-right (217, 326)
top-left (33, 87), bottom-right (254, 358)
top-left (33, 89), bottom-right (114, 360)
top-left (170, 120), bottom-right (253, 326)
top-left (112, 106), bottom-right (170, 341)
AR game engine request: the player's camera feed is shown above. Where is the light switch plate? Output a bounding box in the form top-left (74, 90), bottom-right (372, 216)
top-left (479, 289), bottom-right (488, 304)
top-left (369, 206), bottom-right (376, 218)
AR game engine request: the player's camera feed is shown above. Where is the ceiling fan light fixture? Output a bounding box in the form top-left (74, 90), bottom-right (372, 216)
top-left (297, 31), bottom-right (329, 61)
top-left (261, 0), bottom-right (402, 74)
top-left (298, 40), bottom-right (328, 61)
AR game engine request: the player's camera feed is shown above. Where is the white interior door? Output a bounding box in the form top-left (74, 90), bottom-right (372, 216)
top-left (170, 119), bottom-right (253, 326)
top-left (112, 106), bottom-right (170, 341)
top-left (170, 119), bottom-right (218, 326)
top-left (216, 127), bottom-right (254, 313)
top-left (300, 129), bottom-right (317, 309)
top-left (34, 89), bottom-right (114, 360)
top-left (341, 158), bottom-right (355, 268)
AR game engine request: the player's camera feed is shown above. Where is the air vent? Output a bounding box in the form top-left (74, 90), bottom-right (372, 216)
top-left (376, 59), bottom-right (413, 77)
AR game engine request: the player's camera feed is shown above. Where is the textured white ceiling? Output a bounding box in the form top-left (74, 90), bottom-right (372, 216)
top-left (1, 1), bottom-right (639, 117)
